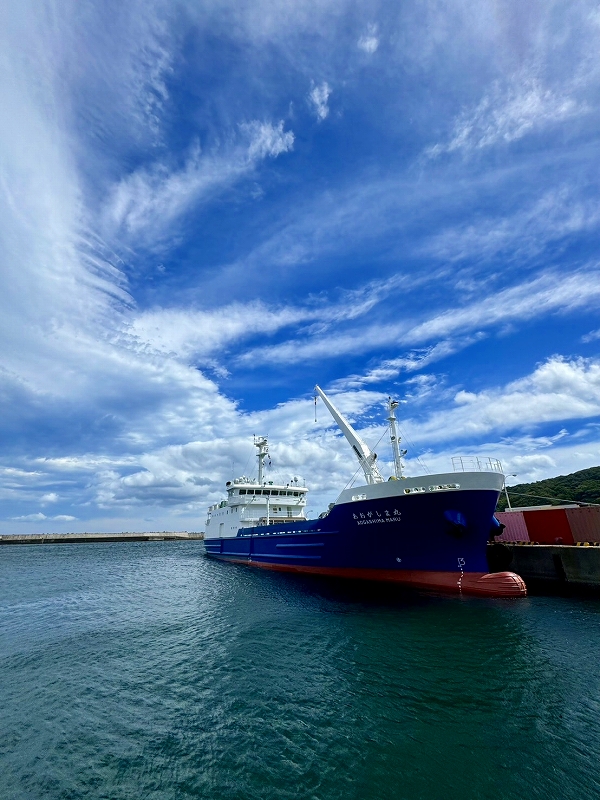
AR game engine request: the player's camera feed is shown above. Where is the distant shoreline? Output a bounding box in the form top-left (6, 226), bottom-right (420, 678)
top-left (0, 532), bottom-right (204, 545)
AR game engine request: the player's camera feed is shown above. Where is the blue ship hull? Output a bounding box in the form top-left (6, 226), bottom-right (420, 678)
top-left (205, 488), bottom-right (526, 596)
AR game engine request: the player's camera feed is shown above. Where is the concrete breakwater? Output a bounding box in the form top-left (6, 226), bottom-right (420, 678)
top-left (0, 532), bottom-right (204, 545)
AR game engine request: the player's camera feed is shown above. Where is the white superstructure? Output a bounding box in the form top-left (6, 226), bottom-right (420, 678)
top-left (204, 436), bottom-right (308, 539)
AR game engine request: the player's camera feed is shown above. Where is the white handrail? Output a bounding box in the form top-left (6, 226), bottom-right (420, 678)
top-left (451, 457), bottom-right (503, 473)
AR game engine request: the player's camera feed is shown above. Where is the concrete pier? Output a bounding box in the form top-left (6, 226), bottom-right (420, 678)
top-left (0, 532), bottom-right (204, 545)
top-left (488, 542), bottom-right (600, 590)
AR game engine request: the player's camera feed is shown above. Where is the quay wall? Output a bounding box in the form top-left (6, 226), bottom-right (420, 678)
top-left (488, 542), bottom-right (600, 589)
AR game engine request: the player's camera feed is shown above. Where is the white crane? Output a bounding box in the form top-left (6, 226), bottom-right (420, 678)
top-left (315, 385), bottom-right (384, 485)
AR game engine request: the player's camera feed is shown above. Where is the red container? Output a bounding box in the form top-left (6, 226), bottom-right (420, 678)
top-left (495, 511), bottom-right (529, 542)
top-left (565, 507), bottom-right (600, 543)
top-left (522, 507), bottom-right (575, 545)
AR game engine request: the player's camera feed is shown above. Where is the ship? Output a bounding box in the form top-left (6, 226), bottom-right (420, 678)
top-left (204, 385), bottom-right (527, 597)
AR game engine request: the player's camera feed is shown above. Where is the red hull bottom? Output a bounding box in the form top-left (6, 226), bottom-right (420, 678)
top-left (216, 557), bottom-right (527, 597)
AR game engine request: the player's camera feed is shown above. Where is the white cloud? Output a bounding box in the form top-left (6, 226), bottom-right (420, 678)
top-left (5, 389), bottom-right (387, 517)
top-left (240, 267), bottom-right (600, 366)
top-left (402, 268), bottom-right (600, 346)
top-left (308, 82), bottom-right (331, 121)
top-left (130, 302), bottom-right (311, 361)
top-left (331, 335), bottom-right (486, 389)
top-left (406, 356), bottom-right (600, 446)
top-left (509, 453), bottom-right (557, 474)
top-left (420, 188), bottom-right (600, 265)
top-left (428, 77), bottom-right (587, 157)
top-left (129, 273), bottom-right (408, 362)
top-left (582, 329), bottom-right (600, 343)
top-left (10, 512), bottom-right (77, 522)
top-left (274, 357), bottom-right (600, 490)
top-left (0, 7), bottom-right (137, 417)
top-left (3, 354), bottom-right (600, 529)
top-left (358, 24), bottom-right (379, 54)
top-left (244, 120), bottom-right (295, 158)
top-left (402, 436), bottom-right (600, 488)
top-left (41, 493), bottom-right (60, 504)
top-left (311, 359), bottom-right (600, 486)
top-left (105, 120), bottom-right (294, 244)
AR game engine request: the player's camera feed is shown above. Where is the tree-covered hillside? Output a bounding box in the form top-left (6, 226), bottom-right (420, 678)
top-left (496, 466), bottom-right (600, 512)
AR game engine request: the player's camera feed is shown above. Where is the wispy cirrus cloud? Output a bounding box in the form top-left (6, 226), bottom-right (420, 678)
top-left (420, 187), bottom-right (600, 265)
top-left (104, 120), bottom-right (294, 245)
top-left (129, 273), bottom-right (410, 362)
top-left (427, 77), bottom-right (587, 157)
top-left (195, 156), bottom-right (598, 304)
top-left (402, 267), bottom-right (600, 346)
top-left (330, 335), bottom-right (486, 390)
top-left (238, 267), bottom-right (600, 366)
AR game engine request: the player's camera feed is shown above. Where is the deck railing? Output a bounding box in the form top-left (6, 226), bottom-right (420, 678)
top-left (451, 457), bottom-right (503, 473)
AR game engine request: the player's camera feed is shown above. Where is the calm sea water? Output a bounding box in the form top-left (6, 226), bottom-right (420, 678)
top-left (1, 542), bottom-right (599, 800)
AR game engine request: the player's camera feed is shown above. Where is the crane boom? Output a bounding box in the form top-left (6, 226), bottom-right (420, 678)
top-left (315, 385), bottom-right (384, 484)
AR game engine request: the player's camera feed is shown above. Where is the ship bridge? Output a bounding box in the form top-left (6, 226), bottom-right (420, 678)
top-left (205, 438), bottom-right (308, 538)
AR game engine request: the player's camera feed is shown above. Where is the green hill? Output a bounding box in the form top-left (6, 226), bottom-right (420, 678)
top-left (496, 466), bottom-right (600, 512)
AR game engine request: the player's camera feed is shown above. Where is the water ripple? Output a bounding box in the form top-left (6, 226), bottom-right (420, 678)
top-left (1, 542), bottom-right (599, 799)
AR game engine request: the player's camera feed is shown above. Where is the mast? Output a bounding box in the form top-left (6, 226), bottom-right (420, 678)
top-left (387, 398), bottom-right (406, 479)
top-left (315, 385), bottom-right (384, 485)
top-left (254, 436), bottom-right (269, 485)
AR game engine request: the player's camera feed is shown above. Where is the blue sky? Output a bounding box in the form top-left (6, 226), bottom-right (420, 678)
top-left (2, 0), bottom-right (600, 532)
